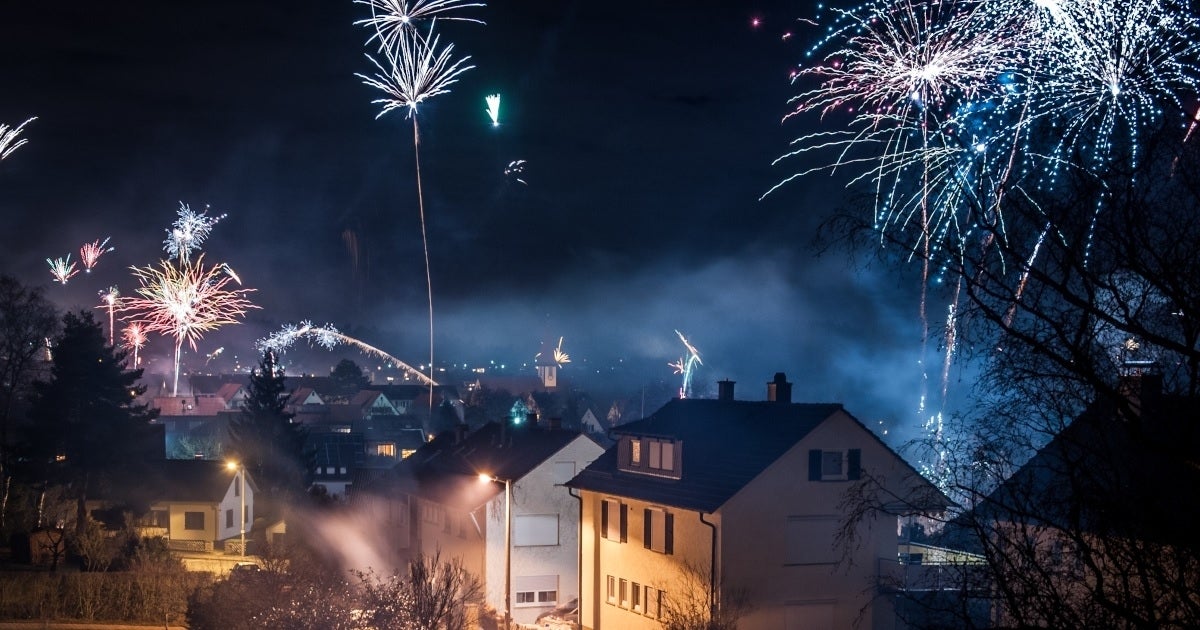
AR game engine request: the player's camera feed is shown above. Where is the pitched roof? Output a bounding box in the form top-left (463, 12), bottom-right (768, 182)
top-left (140, 459), bottom-right (248, 504)
top-left (567, 398), bottom-right (845, 512)
top-left (308, 432), bottom-right (367, 469)
top-left (982, 385), bottom-right (1200, 545)
top-left (371, 422), bottom-right (585, 510)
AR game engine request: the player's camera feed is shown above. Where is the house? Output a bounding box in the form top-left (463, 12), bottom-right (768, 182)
top-left (969, 370), bottom-right (1200, 628)
top-left (131, 459), bottom-right (256, 554)
top-left (308, 432), bottom-right (367, 499)
top-left (566, 374), bottom-right (949, 630)
top-left (362, 418), bottom-right (605, 626)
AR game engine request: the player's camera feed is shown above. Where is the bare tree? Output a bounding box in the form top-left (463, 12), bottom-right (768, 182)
top-left (658, 560), bottom-right (752, 630)
top-left (357, 550), bottom-right (483, 630)
top-left (0, 274), bottom-right (58, 533)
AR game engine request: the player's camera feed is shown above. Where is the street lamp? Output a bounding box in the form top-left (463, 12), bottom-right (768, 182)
top-left (226, 461), bottom-right (246, 560)
top-left (479, 473), bottom-right (512, 629)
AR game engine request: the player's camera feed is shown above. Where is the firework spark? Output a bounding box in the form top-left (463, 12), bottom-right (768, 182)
top-left (0, 117), bottom-right (35, 161)
top-left (257, 321), bottom-right (436, 386)
top-left (80, 237), bottom-right (115, 272)
top-left (120, 255), bottom-right (258, 396)
top-left (164, 203), bottom-right (227, 264)
top-left (122, 322), bottom-right (147, 367)
top-left (553, 336), bottom-right (570, 366)
top-left (354, 0), bottom-right (485, 53)
top-left (485, 93), bottom-right (501, 125)
top-left (358, 27), bottom-right (474, 119)
top-left (46, 255), bottom-right (78, 284)
top-left (505, 159), bottom-right (527, 185)
top-left (98, 286), bottom-right (120, 346)
top-left (669, 330), bottom-right (703, 399)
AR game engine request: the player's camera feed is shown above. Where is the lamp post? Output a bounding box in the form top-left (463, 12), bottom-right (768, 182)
top-left (226, 461), bottom-right (245, 559)
top-left (479, 473), bottom-right (512, 629)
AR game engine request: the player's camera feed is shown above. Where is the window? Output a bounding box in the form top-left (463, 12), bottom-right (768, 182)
top-left (377, 443), bottom-right (396, 457)
top-left (553, 461), bottom-right (576, 483)
top-left (808, 449), bottom-right (861, 481)
top-left (234, 481), bottom-right (240, 497)
top-left (649, 440), bottom-right (675, 471)
top-left (631, 581), bottom-right (642, 612)
top-left (786, 516), bottom-right (839, 565)
top-left (326, 466), bottom-right (335, 475)
top-left (619, 578), bottom-right (629, 608)
top-left (644, 508), bottom-right (674, 554)
top-left (631, 439), bottom-right (642, 465)
top-left (606, 575), bottom-right (616, 604)
top-left (184, 511), bottom-right (205, 530)
top-left (514, 514), bottom-right (559, 546)
top-left (600, 499), bottom-right (627, 542)
top-left (515, 575), bottom-right (558, 608)
top-left (245, 505), bottom-right (250, 524)
top-left (644, 586), bottom-right (661, 618)
top-left (226, 509), bottom-right (233, 528)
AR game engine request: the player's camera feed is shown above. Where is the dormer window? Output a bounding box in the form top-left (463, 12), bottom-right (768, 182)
top-left (619, 436), bottom-right (682, 479)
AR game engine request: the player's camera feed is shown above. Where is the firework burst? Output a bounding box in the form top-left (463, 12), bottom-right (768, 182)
top-left (354, 0), bottom-right (485, 53)
top-left (122, 322), bottom-right (148, 367)
top-left (257, 321), bottom-right (436, 386)
top-left (0, 117), bottom-right (35, 161)
top-left (46, 255), bottom-right (78, 284)
top-left (80, 237), bottom-right (115, 272)
top-left (164, 203), bottom-right (227, 264)
top-left (485, 93), bottom-right (501, 125)
top-left (120, 255), bottom-right (258, 396)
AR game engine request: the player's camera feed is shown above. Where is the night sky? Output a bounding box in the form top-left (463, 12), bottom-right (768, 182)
top-left (0, 1), bottom-right (953, 441)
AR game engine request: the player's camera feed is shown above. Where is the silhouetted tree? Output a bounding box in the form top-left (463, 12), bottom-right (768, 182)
top-left (22, 310), bottom-right (156, 535)
top-left (227, 350), bottom-right (310, 503)
top-left (330, 358), bottom-right (370, 398)
top-left (0, 274), bottom-right (58, 533)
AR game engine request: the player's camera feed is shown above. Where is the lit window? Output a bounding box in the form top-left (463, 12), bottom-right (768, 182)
top-left (377, 443), bottom-right (396, 457)
top-left (631, 439), bottom-right (642, 465)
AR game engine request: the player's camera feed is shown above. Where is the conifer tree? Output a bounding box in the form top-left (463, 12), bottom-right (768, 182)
top-left (23, 310), bottom-right (157, 535)
top-left (228, 350), bottom-right (310, 503)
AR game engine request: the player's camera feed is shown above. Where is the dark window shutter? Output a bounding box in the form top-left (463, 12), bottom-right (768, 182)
top-left (643, 508), bottom-right (652, 549)
top-left (848, 449), bottom-right (862, 480)
top-left (664, 512), bottom-right (674, 554)
top-left (601, 500), bottom-right (609, 538)
top-left (809, 449), bottom-right (822, 481)
top-left (620, 503), bottom-right (628, 542)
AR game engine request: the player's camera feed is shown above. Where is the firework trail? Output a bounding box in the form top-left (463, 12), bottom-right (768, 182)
top-left (357, 7), bottom-right (480, 405)
top-left (0, 117), bottom-right (35, 161)
top-left (354, 0), bottom-right (484, 53)
top-left (46, 255), bottom-right (79, 284)
top-left (122, 322), bottom-right (147, 367)
top-left (98, 286), bottom-right (120, 346)
top-left (164, 203), bottom-right (227, 264)
top-left (80, 237), bottom-right (115, 272)
top-left (257, 321), bottom-right (437, 386)
top-left (120, 255), bottom-right (258, 396)
top-left (485, 93), bottom-right (501, 125)
top-left (205, 347), bottom-right (224, 366)
top-left (669, 330), bottom-right (703, 399)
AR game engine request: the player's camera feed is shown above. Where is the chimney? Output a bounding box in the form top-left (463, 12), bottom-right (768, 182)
top-left (767, 372), bottom-right (792, 403)
top-left (717, 379), bottom-right (736, 401)
top-left (548, 416), bottom-right (562, 430)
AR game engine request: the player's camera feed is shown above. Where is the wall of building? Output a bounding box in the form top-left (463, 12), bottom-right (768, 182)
top-left (722, 410), bottom-right (917, 630)
top-left (482, 436), bottom-right (603, 626)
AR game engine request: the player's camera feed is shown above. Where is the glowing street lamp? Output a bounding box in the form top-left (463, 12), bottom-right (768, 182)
top-left (226, 461), bottom-right (246, 559)
top-left (479, 473), bottom-right (512, 629)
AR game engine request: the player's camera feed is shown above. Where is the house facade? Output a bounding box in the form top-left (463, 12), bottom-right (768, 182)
top-left (568, 374), bottom-right (948, 630)
top-left (363, 420), bottom-right (604, 626)
top-left (134, 459), bottom-right (255, 553)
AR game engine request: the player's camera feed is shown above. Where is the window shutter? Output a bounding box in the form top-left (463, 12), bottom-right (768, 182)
top-left (809, 449), bottom-right (822, 481)
top-left (644, 508), bottom-right (652, 549)
top-left (620, 503), bottom-right (628, 542)
top-left (848, 449), bottom-right (862, 480)
top-left (664, 512), bottom-right (674, 554)
top-left (601, 500), bottom-right (609, 538)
